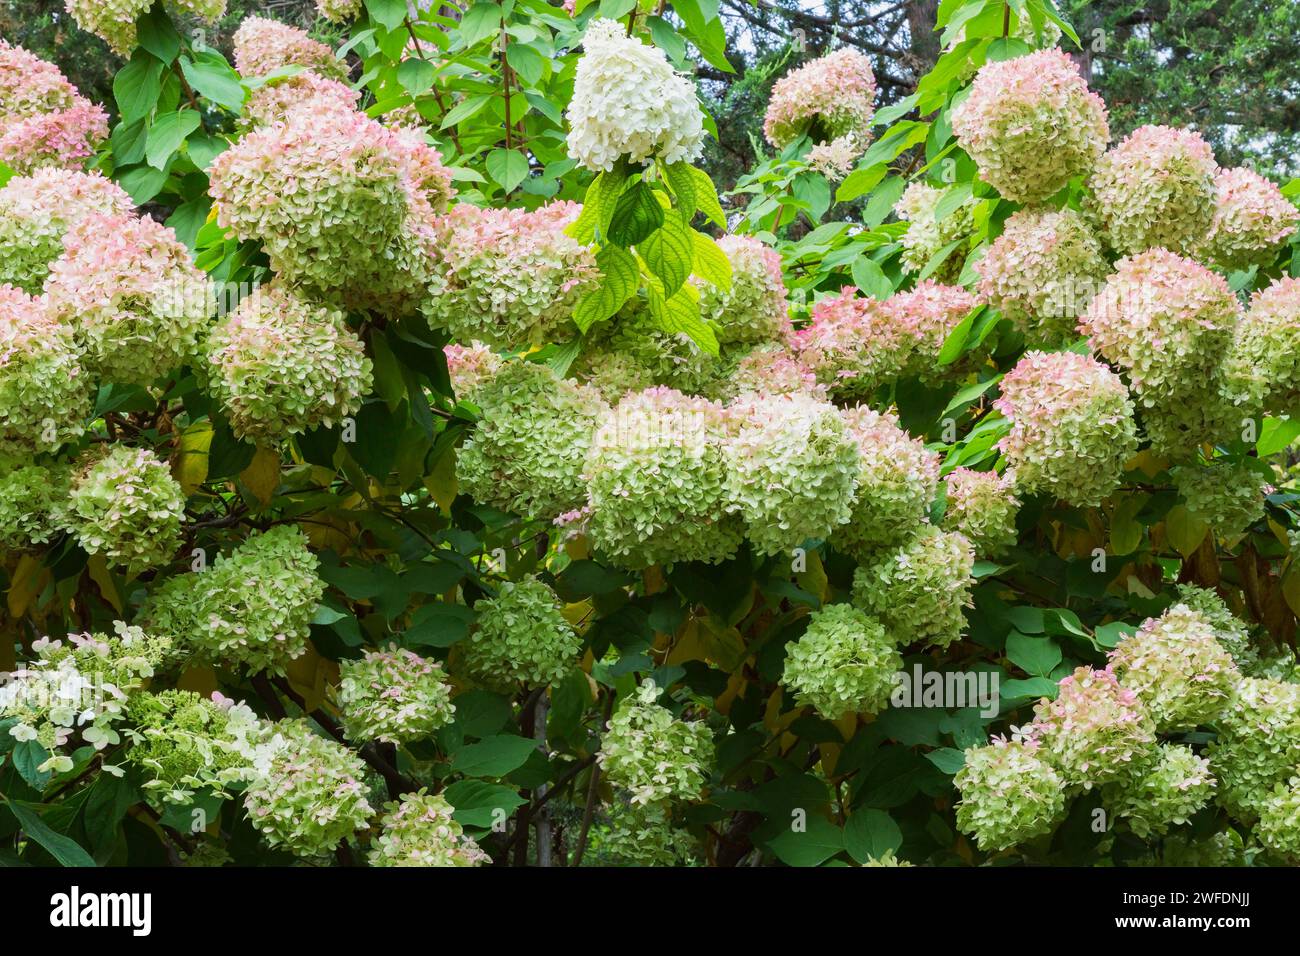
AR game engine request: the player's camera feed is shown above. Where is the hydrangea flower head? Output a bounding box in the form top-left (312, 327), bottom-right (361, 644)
top-left (763, 49), bottom-right (876, 150)
top-left (369, 792), bottom-right (489, 867)
top-left (141, 525), bottom-right (325, 676)
top-left (851, 526), bottom-right (974, 649)
top-left (724, 391), bottom-right (860, 555)
top-left (1200, 167), bottom-right (1299, 270)
top-left (834, 404), bottom-right (940, 560)
top-left (566, 18), bottom-right (704, 171)
top-left (458, 360), bottom-right (607, 519)
top-left (428, 201), bottom-right (599, 349)
top-left (463, 575), bottom-right (583, 690)
top-left (0, 168), bottom-right (133, 294)
top-left (1171, 460), bottom-right (1269, 538)
top-left (444, 342), bottom-right (503, 399)
top-left (1108, 603), bottom-right (1239, 731)
top-left (62, 446), bottom-right (186, 574)
top-left (243, 719), bottom-right (373, 858)
top-left (1224, 277), bottom-right (1300, 416)
top-left (210, 104), bottom-right (452, 314)
top-left (1028, 665), bottom-right (1156, 787)
top-left (584, 387), bottom-right (741, 567)
top-left (0, 99), bottom-right (107, 175)
top-left (45, 213), bottom-right (213, 387)
top-left (976, 206), bottom-right (1109, 347)
top-left (205, 284), bottom-right (372, 442)
top-left (0, 464), bottom-right (66, 549)
top-left (940, 467), bottom-right (1020, 557)
top-left (338, 647), bottom-right (455, 744)
top-left (697, 235), bottom-right (790, 346)
top-left (233, 16), bottom-right (348, 79)
top-left (599, 681), bottom-right (713, 804)
top-left (954, 737), bottom-right (1066, 852)
top-left (1079, 248), bottom-right (1243, 455)
top-left (994, 350), bottom-right (1137, 507)
top-left (1086, 125), bottom-right (1218, 256)
top-left (242, 73), bottom-right (360, 128)
top-left (894, 181), bottom-right (977, 282)
top-left (0, 284), bottom-right (89, 456)
top-left (952, 49), bottom-right (1109, 203)
top-left (782, 603), bottom-right (901, 720)
top-left (1207, 677), bottom-right (1300, 815)
top-left (1101, 743), bottom-right (1215, 839)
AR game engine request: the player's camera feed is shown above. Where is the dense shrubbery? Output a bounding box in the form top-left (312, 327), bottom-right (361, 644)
top-left (1, 0), bottom-right (1299, 868)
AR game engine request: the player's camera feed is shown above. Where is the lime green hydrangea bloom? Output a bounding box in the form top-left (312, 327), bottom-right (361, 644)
top-left (463, 575), bottom-right (582, 690)
top-left (599, 682), bottom-right (713, 805)
top-left (782, 604), bottom-right (901, 720)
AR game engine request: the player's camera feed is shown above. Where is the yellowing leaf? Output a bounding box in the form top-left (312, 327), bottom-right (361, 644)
top-left (173, 419), bottom-right (212, 496)
top-left (7, 554), bottom-right (44, 618)
top-left (87, 554), bottom-right (123, 614)
top-left (425, 447), bottom-right (458, 514)
top-left (240, 445), bottom-right (281, 506)
top-left (1164, 505), bottom-right (1210, 559)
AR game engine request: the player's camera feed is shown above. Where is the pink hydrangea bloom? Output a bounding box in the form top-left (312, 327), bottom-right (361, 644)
top-left (233, 16), bottom-right (347, 79)
top-left (210, 104), bottom-right (453, 314)
top-left (731, 345), bottom-right (825, 399)
top-left (444, 342), bottom-right (504, 398)
top-left (44, 212), bottom-right (213, 386)
top-left (0, 42), bottom-right (78, 119)
top-left (952, 49), bottom-right (1109, 203)
top-left (1079, 248), bottom-right (1242, 453)
top-left (0, 100), bottom-right (107, 174)
top-left (242, 72), bottom-right (360, 128)
top-left (1087, 125), bottom-right (1218, 256)
top-left (1029, 665), bottom-right (1156, 787)
top-left (764, 49), bottom-right (876, 149)
top-left (994, 350), bottom-right (1137, 507)
top-left (429, 201), bottom-right (599, 349)
top-left (1201, 166), bottom-right (1299, 269)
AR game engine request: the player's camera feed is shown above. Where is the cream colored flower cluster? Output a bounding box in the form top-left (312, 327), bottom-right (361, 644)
top-left (894, 182), bottom-right (978, 283)
top-left (940, 467), bottom-right (1020, 557)
top-left (338, 647), bottom-right (456, 744)
top-left (851, 526), bottom-right (975, 650)
top-left (954, 737), bottom-right (1066, 852)
top-left (566, 18), bottom-right (704, 172)
top-left (698, 236), bottom-right (791, 346)
top-left (368, 792), bottom-right (489, 867)
top-left (463, 575), bottom-right (583, 690)
top-left (0, 284), bottom-right (90, 457)
top-left (64, 0), bottom-right (226, 55)
top-left (598, 682), bottom-right (713, 805)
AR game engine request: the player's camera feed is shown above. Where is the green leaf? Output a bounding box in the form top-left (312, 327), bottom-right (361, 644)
top-left (166, 196), bottom-right (211, 249)
top-left (115, 163), bottom-right (170, 205)
top-left (1005, 631), bottom-right (1062, 677)
top-left (573, 244), bottom-right (638, 332)
top-left (12, 740), bottom-right (51, 790)
top-left (648, 285), bottom-right (718, 356)
top-left (114, 53), bottom-right (164, 126)
top-left (180, 54), bottom-right (246, 112)
top-left (451, 734), bottom-right (538, 777)
top-left (1259, 416), bottom-right (1300, 457)
top-left (396, 57), bottom-right (436, 96)
top-left (925, 747), bottom-right (968, 775)
top-left (836, 163), bottom-right (885, 203)
top-left (843, 808), bottom-right (903, 864)
top-left (110, 119), bottom-right (148, 165)
top-left (662, 161), bottom-right (698, 218)
top-left (690, 231), bottom-right (732, 290)
top-left (505, 42), bottom-right (547, 88)
top-left (607, 182), bottom-right (665, 247)
top-left (569, 167), bottom-right (629, 242)
top-left (936, 306), bottom-right (983, 365)
top-left (7, 800), bottom-right (96, 867)
top-left (1094, 620), bottom-right (1136, 649)
top-left (440, 93), bottom-right (493, 129)
top-left (641, 209), bottom-right (694, 296)
top-left (443, 780), bottom-right (526, 827)
top-left (687, 165), bottom-right (727, 228)
top-left (405, 602), bottom-right (475, 648)
top-left (365, 0), bottom-right (408, 31)
top-left (459, 2), bottom-right (503, 47)
top-left (850, 255), bottom-right (893, 300)
top-left (486, 148), bottom-right (529, 193)
top-left (145, 109), bottom-right (201, 169)
top-left (136, 3), bottom-right (181, 64)
top-left (766, 815), bottom-right (844, 867)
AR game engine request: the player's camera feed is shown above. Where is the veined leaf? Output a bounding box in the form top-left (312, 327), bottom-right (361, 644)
top-left (691, 231), bottom-right (732, 290)
top-left (573, 244), bottom-right (638, 332)
top-left (607, 182), bottom-right (664, 247)
top-left (641, 209), bottom-right (694, 295)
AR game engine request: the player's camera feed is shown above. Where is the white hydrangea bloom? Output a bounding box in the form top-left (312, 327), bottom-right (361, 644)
top-left (566, 19), bottom-right (705, 172)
